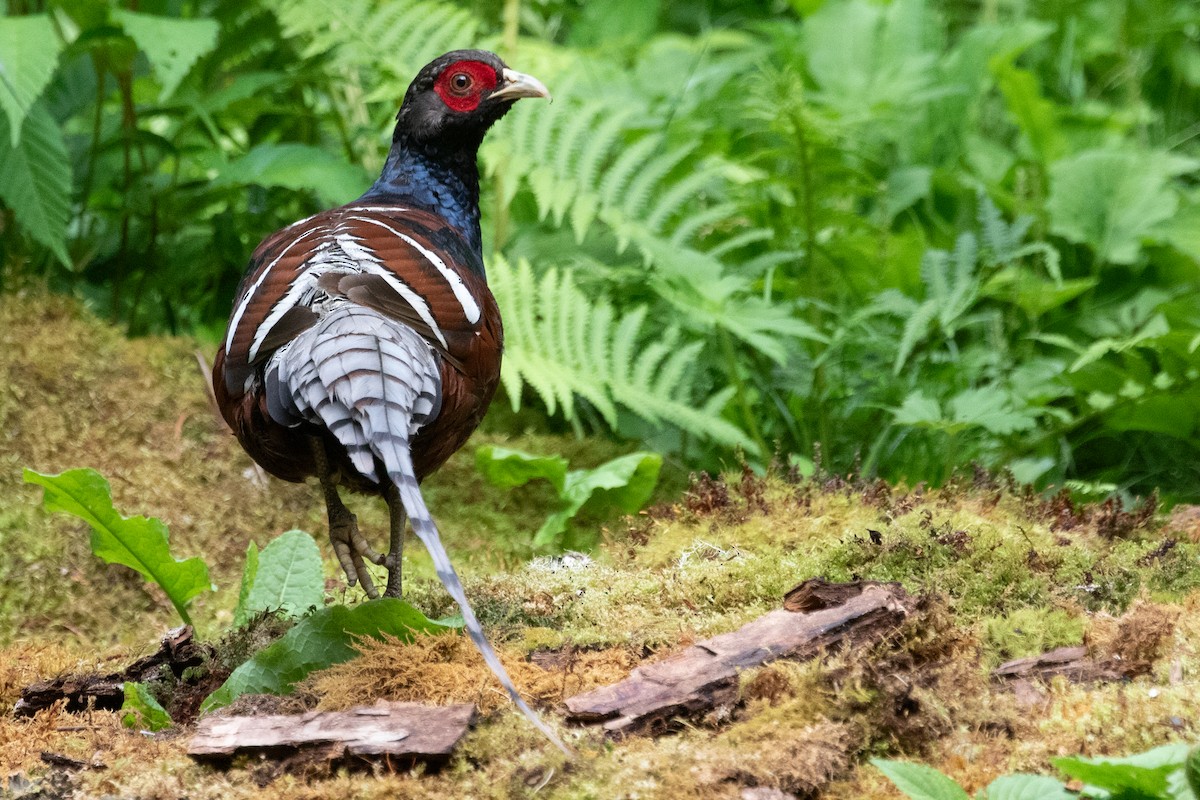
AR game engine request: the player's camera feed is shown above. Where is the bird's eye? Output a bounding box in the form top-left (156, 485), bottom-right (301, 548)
top-left (449, 72), bottom-right (473, 94)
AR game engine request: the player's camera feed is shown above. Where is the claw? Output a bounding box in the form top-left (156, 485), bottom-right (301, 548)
top-left (312, 438), bottom-right (382, 599)
top-left (330, 515), bottom-right (380, 599)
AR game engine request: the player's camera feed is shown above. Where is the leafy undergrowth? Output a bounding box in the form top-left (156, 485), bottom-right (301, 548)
top-left (4, 295), bottom-right (1200, 798)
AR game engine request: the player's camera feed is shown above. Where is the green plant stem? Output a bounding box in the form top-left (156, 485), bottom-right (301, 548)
top-left (77, 52), bottom-right (107, 256)
top-left (492, 0), bottom-right (521, 250)
top-left (114, 70), bottom-right (136, 322)
top-left (790, 109), bottom-right (818, 307)
top-left (719, 328), bottom-right (768, 457)
top-left (788, 107), bottom-right (832, 456)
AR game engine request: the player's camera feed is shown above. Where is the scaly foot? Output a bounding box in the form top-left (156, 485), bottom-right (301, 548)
top-left (328, 501), bottom-right (384, 599)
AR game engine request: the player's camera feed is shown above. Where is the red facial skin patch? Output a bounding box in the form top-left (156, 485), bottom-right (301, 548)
top-left (434, 61), bottom-right (499, 113)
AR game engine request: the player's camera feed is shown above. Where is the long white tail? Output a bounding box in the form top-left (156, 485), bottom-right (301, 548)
top-left (386, 449), bottom-right (570, 754)
top-left (272, 304), bottom-right (570, 754)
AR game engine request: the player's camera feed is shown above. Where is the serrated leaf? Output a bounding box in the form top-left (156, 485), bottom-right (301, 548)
top-left (215, 143), bottom-right (371, 206)
top-left (113, 10), bottom-right (219, 100)
top-left (121, 682), bottom-right (173, 732)
top-left (982, 774), bottom-right (1072, 800)
top-left (0, 102), bottom-right (71, 265)
top-left (24, 468), bottom-right (212, 625)
top-left (894, 390), bottom-right (943, 426)
top-left (475, 446), bottom-right (569, 493)
top-left (0, 14), bottom-right (62, 145)
top-left (871, 759), bottom-right (970, 800)
top-left (949, 387), bottom-right (1036, 435)
top-left (201, 599), bottom-right (453, 712)
top-left (234, 530), bottom-right (324, 627)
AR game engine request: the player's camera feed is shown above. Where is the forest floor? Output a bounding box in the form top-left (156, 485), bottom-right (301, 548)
top-left (3, 293), bottom-right (1200, 799)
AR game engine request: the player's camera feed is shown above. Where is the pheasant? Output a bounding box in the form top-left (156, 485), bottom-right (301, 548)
top-left (212, 51), bottom-right (565, 750)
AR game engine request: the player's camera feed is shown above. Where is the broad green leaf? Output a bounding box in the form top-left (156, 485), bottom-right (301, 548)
top-left (1047, 149), bottom-right (1184, 265)
top-left (1187, 746), bottom-right (1200, 800)
top-left (982, 774), bottom-right (1072, 800)
top-left (569, 0), bottom-right (660, 46)
top-left (534, 452), bottom-right (663, 548)
top-left (894, 391), bottom-right (943, 426)
top-left (1105, 395), bottom-right (1196, 438)
top-left (982, 269), bottom-right (1096, 318)
top-left (804, 0), bottom-right (937, 115)
top-left (1007, 457), bottom-right (1055, 485)
top-left (234, 530), bottom-right (324, 627)
top-left (571, 452), bottom-right (663, 515)
top-left (0, 103), bottom-right (71, 265)
top-left (949, 387), bottom-right (1036, 435)
top-left (1153, 198), bottom-right (1200, 263)
top-left (475, 445), bottom-right (569, 493)
top-left (233, 541), bottom-right (259, 628)
top-left (215, 144), bottom-right (371, 206)
top-left (871, 759), bottom-right (970, 800)
top-left (113, 10), bottom-right (219, 100)
top-left (121, 682), bottom-right (173, 732)
top-left (0, 14), bottom-right (62, 144)
top-left (1069, 313), bottom-right (1170, 372)
top-left (24, 468), bottom-right (212, 625)
top-left (201, 599), bottom-right (453, 712)
top-left (1054, 743), bottom-right (1189, 797)
top-left (881, 165), bottom-right (932, 224)
top-left (990, 61), bottom-right (1063, 164)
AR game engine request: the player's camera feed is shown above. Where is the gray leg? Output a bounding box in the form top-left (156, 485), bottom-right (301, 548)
top-left (383, 483), bottom-right (406, 598)
top-left (310, 438), bottom-right (382, 599)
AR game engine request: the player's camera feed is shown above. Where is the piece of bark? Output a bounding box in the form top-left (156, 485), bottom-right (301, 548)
top-left (188, 701), bottom-right (475, 769)
top-left (15, 626), bottom-right (208, 717)
top-left (993, 645), bottom-right (1125, 685)
top-left (565, 584), bottom-right (911, 735)
top-left (783, 578), bottom-right (901, 613)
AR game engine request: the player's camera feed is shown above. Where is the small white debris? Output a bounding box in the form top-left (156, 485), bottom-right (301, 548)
top-left (529, 551), bottom-right (593, 573)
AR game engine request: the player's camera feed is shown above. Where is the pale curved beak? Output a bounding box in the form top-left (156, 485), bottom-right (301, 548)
top-left (491, 68), bottom-right (552, 103)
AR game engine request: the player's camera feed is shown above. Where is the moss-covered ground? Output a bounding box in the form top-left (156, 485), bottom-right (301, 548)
top-left (3, 293), bottom-right (1200, 798)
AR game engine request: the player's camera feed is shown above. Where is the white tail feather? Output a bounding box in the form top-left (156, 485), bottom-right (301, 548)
top-left (273, 303), bottom-right (571, 754)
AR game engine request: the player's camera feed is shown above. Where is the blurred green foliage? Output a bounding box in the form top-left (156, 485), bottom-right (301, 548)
top-left (3, 0), bottom-right (1200, 499)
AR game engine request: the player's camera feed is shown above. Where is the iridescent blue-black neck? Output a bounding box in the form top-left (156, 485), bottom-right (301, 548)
top-left (359, 136), bottom-right (484, 257)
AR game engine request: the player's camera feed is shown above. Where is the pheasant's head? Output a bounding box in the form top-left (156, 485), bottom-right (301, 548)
top-left (394, 50), bottom-right (550, 150)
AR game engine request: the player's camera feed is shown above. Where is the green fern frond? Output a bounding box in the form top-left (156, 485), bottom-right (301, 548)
top-left (618, 143), bottom-right (694, 222)
top-left (894, 300), bottom-right (940, 375)
top-left (272, 0), bottom-right (478, 83)
top-left (669, 202), bottom-right (740, 247)
top-left (483, 79), bottom-right (740, 260)
top-left (488, 256), bottom-right (752, 451)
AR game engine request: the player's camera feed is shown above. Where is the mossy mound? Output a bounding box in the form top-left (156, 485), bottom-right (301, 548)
top-left (3, 295), bottom-right (1200, 799)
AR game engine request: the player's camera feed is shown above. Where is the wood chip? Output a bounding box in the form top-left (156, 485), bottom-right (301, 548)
top-left (565, 583), bottom-right (911, 735)
top-left (993, 645), bottom-right (1125, 685)
top-left (783, 577), bottom-right (901, 613)
top-left (188, 700), bottom-right (475, 768)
